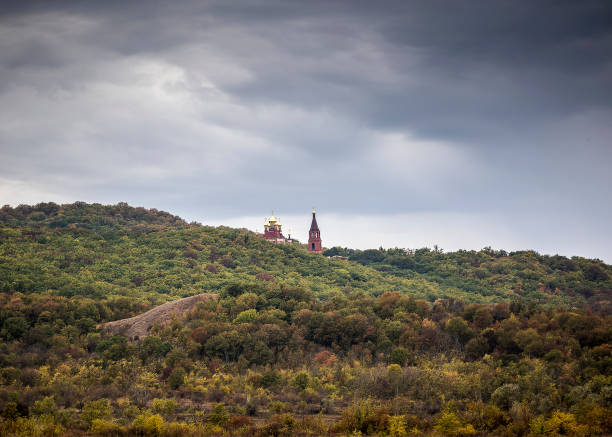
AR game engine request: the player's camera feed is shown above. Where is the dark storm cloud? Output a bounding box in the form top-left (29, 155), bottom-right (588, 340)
top-left (3, 1), bottom-right (610, 136)
top-left (1, 0), bottom-right (611, 259)
top-left (207, 0), bottom-right (612, 137)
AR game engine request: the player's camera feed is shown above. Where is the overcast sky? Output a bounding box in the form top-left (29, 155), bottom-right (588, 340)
top-left (1, 1), bottom-right (611, 260)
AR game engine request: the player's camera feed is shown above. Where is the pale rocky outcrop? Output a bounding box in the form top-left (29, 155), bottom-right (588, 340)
top-left (102, 293), bottom-right (217, 341)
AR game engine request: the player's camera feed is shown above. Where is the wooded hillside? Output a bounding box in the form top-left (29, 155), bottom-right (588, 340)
top-left (0, 202), bottom-right (610, 436)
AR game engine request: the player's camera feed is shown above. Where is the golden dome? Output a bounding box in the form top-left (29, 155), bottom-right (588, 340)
top-left (266, 211), bottom-right (280, 225)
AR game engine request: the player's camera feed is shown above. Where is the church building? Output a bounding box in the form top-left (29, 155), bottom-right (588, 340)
top-left (308, 210), bottom-right (322, 253)
top-left (262, 210), bottom-right (322, 253)
top-left (263, 213), bottom-right (289, 244)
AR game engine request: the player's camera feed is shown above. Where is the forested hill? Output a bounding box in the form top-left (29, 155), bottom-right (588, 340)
top-left (1, 202), bottom-right (611, 436)
top-left (323, 247), bottom-right (611, 314)
top-left (1, 202), bottom-right (610, 312)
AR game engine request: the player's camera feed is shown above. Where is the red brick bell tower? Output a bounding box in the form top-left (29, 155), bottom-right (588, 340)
top-left (308, 210), bottom-right (322, 253)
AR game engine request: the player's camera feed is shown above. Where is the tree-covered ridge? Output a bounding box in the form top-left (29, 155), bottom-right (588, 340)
top-left (0, 202), bottom-right (610, 436)
top-left (0, 202), bottom-right (185, 229)
top-left (323, 245), bottom-right (611, 313)
top-left (2, 202), bottom-right (610, 311)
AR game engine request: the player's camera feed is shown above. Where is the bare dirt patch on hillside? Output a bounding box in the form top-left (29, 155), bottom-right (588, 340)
top-left (102, 293), bottom-right (217, 341)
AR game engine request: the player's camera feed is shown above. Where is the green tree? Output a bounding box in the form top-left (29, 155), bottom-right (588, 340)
top-left (388, 415), bottom-right (407, 436)
top-left (30, 395), bottom-right (57, 418)
top-left (292, 372), bottom-right (309, 391)
top-left (140, 335), bottom-right (171, 359)
top-left (82, 398), bottom-right (112, 425)
top-left (168, 367), bottom-right (185, 389)
top-left (208, 403), bottom-right (230, 426)
top-left (434, 411), bottom-right (476, 436)
top-left (151, 398), bottom-right (177, 417)
top-left (445, 317), bottom-right (474, 343)
top-left (2, 316), bottom-right (29, 340)
top-left (233, 309), bottom-right (257, 324)
top-left (465, 336), bottom-right (490, 359)
top-left (492, 384), bottom-right (521, 410)
top-left (390, 347), bottom-right (412, 366)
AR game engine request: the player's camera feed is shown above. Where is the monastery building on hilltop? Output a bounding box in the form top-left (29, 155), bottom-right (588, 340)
top-left (263, 213), bottom-right (290, 244)
top-left (262, 210), bottom-right (323, 253)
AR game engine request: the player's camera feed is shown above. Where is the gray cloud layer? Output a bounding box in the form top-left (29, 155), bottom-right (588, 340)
top-left (1, 1), bottom-right (611, 259)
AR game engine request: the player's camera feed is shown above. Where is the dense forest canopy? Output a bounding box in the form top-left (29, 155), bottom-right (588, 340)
top-left (0, 202), bottom-right (610, 436)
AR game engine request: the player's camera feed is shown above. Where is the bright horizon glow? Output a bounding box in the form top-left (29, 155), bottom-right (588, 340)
top-left (198, 212), bottom-right (611, 262)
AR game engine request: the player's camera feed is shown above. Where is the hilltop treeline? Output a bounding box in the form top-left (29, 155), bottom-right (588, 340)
top-left (0, 202), bottom-right (610, 436)
top-left (2, 202), bottom-right (610, 309)
top-left (324, 246), bottom-right (611, 313)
